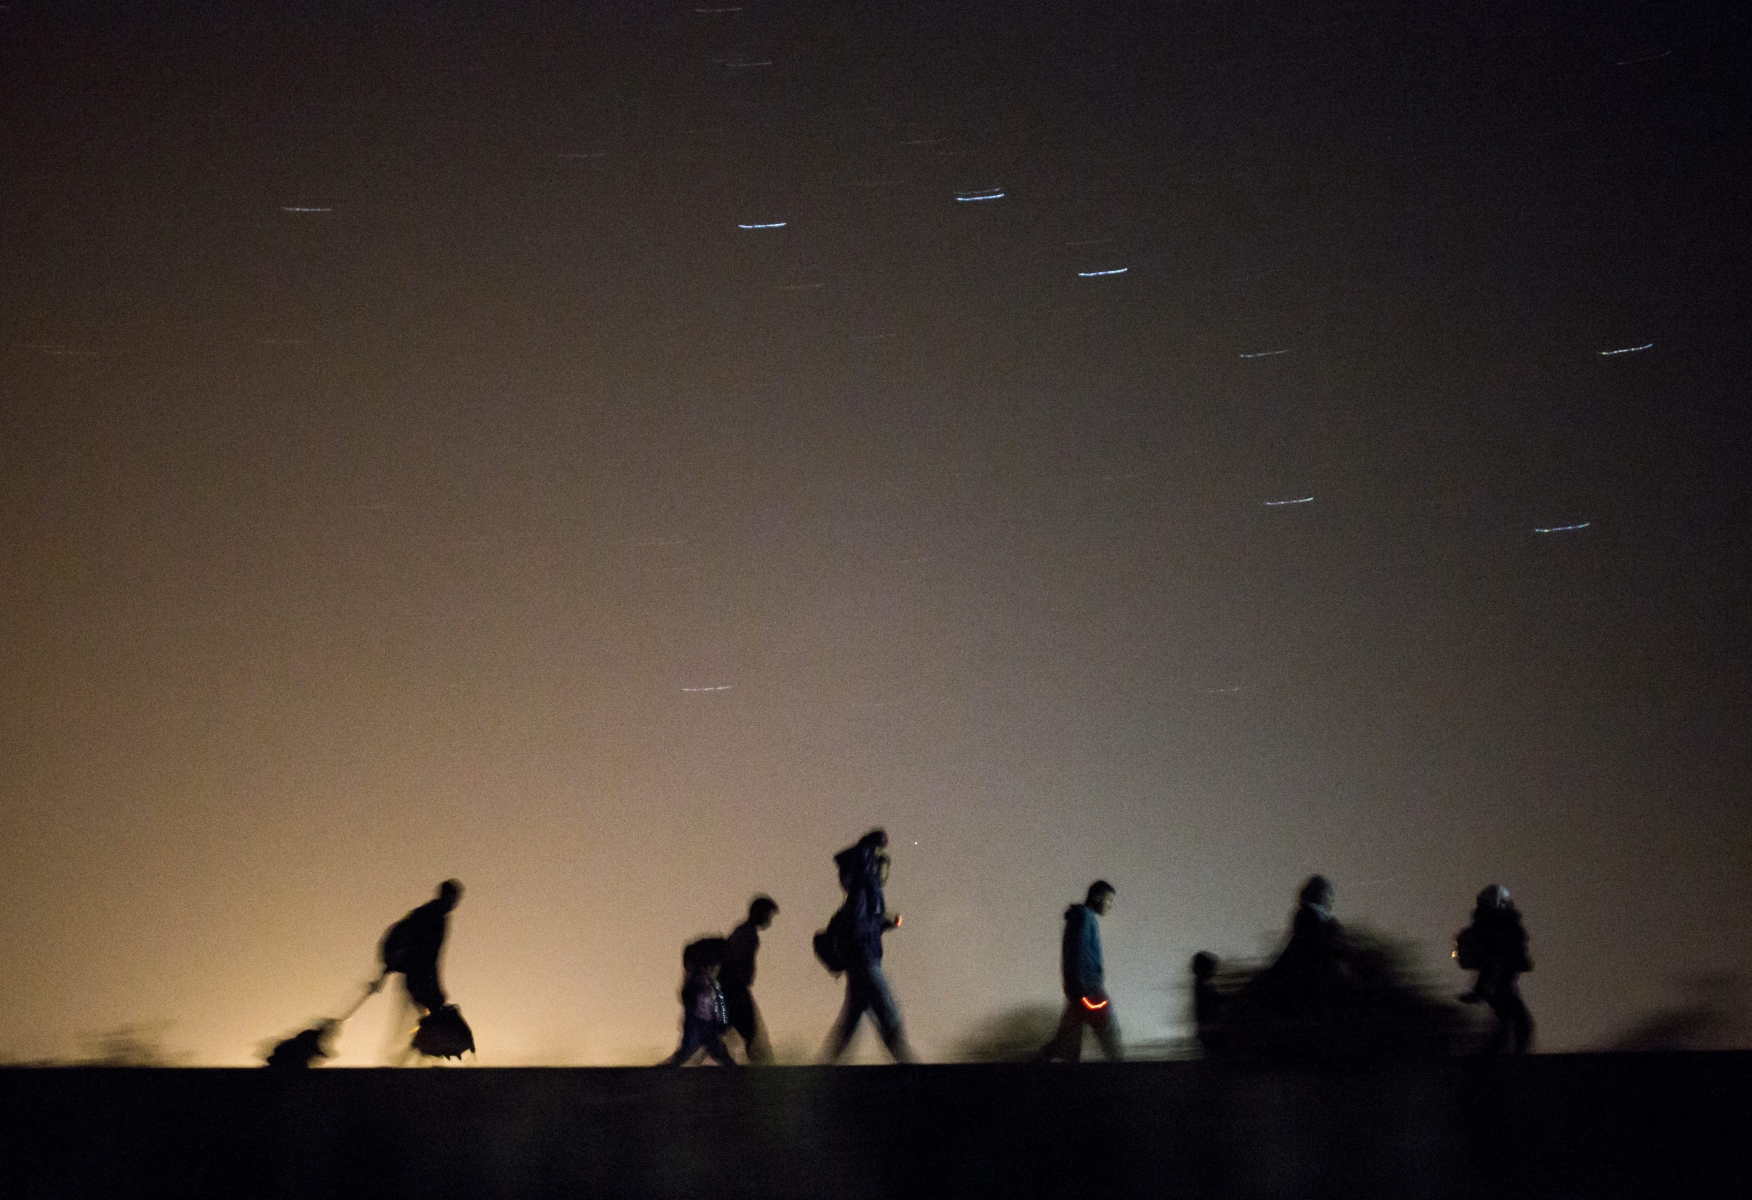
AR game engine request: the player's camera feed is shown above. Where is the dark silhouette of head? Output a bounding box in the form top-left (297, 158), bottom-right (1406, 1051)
top-left (1191, 951), bottom-right (1219, 981)
top-left (683, 936), bottom-right (727, 973)
top-left (748, 895), bottom-right (779, 928)
top-left (1086, 880), bottom-right (1116, 914)
top-left (437, 879), bottom-right (463, 910)
top-left (837, 829), bottom-right (891, 889)
top-left (1476, 883), bottom-right (1510, 911)
top-left (1299, 875), bottom-right (1333, 909)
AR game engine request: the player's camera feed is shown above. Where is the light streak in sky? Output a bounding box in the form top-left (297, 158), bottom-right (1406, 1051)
top-left (1240, 348), bottom-right (1289, 358)
top-left (1077, 267), bottom-right (1128, 277)
top-left (1599, 343), bottom-right (1653, 356)
top-left (681, 685), bottom-right (733, 693)
top-left (1264, 496), bottom-right (1314, 506)
top-left (955, 191), bottom-right (1004, 202)
top-left (280, 206), bottom-right (332, 213)
top-left (738, 222), bottom-right (787, 229)
top-left (1533, 522), bottom-right (1590, 533)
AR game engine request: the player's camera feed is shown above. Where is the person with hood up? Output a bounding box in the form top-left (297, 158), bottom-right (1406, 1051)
top-left (823, 828), bottom-right (914, 1062)
top-left (1263, 874), bottom-right (1349, 1018)
top-left (1037, 881), bottom-right (1121, 1062)
top-left (1455, 883), bottom-right (1534, 1053)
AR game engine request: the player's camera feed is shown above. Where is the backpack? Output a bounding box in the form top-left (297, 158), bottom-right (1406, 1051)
top-left (813, 906), bottom-right (851, 975)
top-left (1453, 925), bottom-right (1481, 971)
top-left (379, 919), bottom-right (411, 973)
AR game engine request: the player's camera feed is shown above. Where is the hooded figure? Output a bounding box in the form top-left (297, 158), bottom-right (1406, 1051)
top-left (1455, 884), bottom-right (1534, 1053)
top-left (1264, 875), bottom-right (1348, 1017)
top-left (823, 829), bottom-right (913, 1062)
top-left (1037, 881), bottom-right (1121, 1062)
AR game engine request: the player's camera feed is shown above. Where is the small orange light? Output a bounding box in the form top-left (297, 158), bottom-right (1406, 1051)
top-left (1082, 996), bottom-right (1108, 1011)
top-left (894, 915), bottom-right (902, 926)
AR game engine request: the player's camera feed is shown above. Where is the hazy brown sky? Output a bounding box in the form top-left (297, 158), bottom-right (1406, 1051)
top-left (2, 0), bottom-right (1748, 1064)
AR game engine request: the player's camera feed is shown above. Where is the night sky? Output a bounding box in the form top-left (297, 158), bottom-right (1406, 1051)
top-left (2, 0), bottom-right (1748, 1065)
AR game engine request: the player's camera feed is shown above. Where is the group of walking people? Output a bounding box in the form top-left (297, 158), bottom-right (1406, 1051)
top-left (274, 829), bottom-right (1534, 1067)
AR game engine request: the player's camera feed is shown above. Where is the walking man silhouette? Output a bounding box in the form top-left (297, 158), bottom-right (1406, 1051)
top-left (722, 895), bottom-right (778, 1063)
top-left (380, 879), bottom-right (463, 1016)
top-left (1038, 881), bottom-right (1122, 1062)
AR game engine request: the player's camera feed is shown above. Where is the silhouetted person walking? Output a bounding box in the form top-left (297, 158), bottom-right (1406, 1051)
top-left (1456, 884), bottom-right (1534, 1053)
top-left (822, 829), bottom-right (913, 1062)
top-left (381, 880), bottom-right (462, 1016)
top-left (664, 938), bottom-right (738, 1066)
top-left (1264, 874), bottom-right (1348, 1017)
top-left (722, 895), bottom-right (778, 1063)
top-left (1190, 951), bottom-right (1225, 1055)
top-left (1038, 881), bottom-right (1121, 1062)
top-left (378, 879), bottom-right (474, 1060)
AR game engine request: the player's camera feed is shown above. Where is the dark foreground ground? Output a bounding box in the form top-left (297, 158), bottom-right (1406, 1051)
top-left (5, 1053), bottom-right (1749, 1199)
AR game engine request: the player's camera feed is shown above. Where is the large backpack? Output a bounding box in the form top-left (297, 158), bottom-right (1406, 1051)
top-left (379, 918), bottom-right (412, 973)
top-left (1453, 925), bottom-right (1481, 971)
top-left (813, 906), bottom-right (851, 975)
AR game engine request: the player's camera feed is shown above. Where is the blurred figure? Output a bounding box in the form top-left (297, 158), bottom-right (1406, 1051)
top-left (262, 975), bottom-right (386, 1068)
top-left (380, 879), bottom-right (463, 1016)
top-left (1037, 881), bottom-right (1121, 1062)
top-left (823, 829), bottom-right (914, 1062)
top-left (266, 1019), bottom-right (338, 1069)
top-left (1190, 951), bottom-right (1224, 1055)
top-left (664, 937), bottom-right (737, 1066)
top-left (1263, 874), bottom-right (1349, 1017)
top-left (380, 880), bottom-right (474, 1061)
top-left (722, 895), bottom-right (779, 1063)
top-left (1455, 884), bottom-right (1534, 1053)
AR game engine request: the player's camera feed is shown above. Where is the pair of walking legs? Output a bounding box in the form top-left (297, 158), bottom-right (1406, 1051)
top-left (664, 1016), bottom-right (738, 1066)
top-left (1039, 999), bottom-right (1123, 1062)
top-left (824, 962), bottom-right (914, 1062)
top-left (722, 984), bottom-right (773, 1064)
top-left (1484, 985), bottom-right (1533, 1054)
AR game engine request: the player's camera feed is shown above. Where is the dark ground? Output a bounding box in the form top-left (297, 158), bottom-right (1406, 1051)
top-left (5, 1053), bottom-right (1749, 1199)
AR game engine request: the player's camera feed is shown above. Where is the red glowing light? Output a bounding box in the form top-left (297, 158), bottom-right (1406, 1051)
top-left (1081, 996), bottom-right (1108, 1011)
